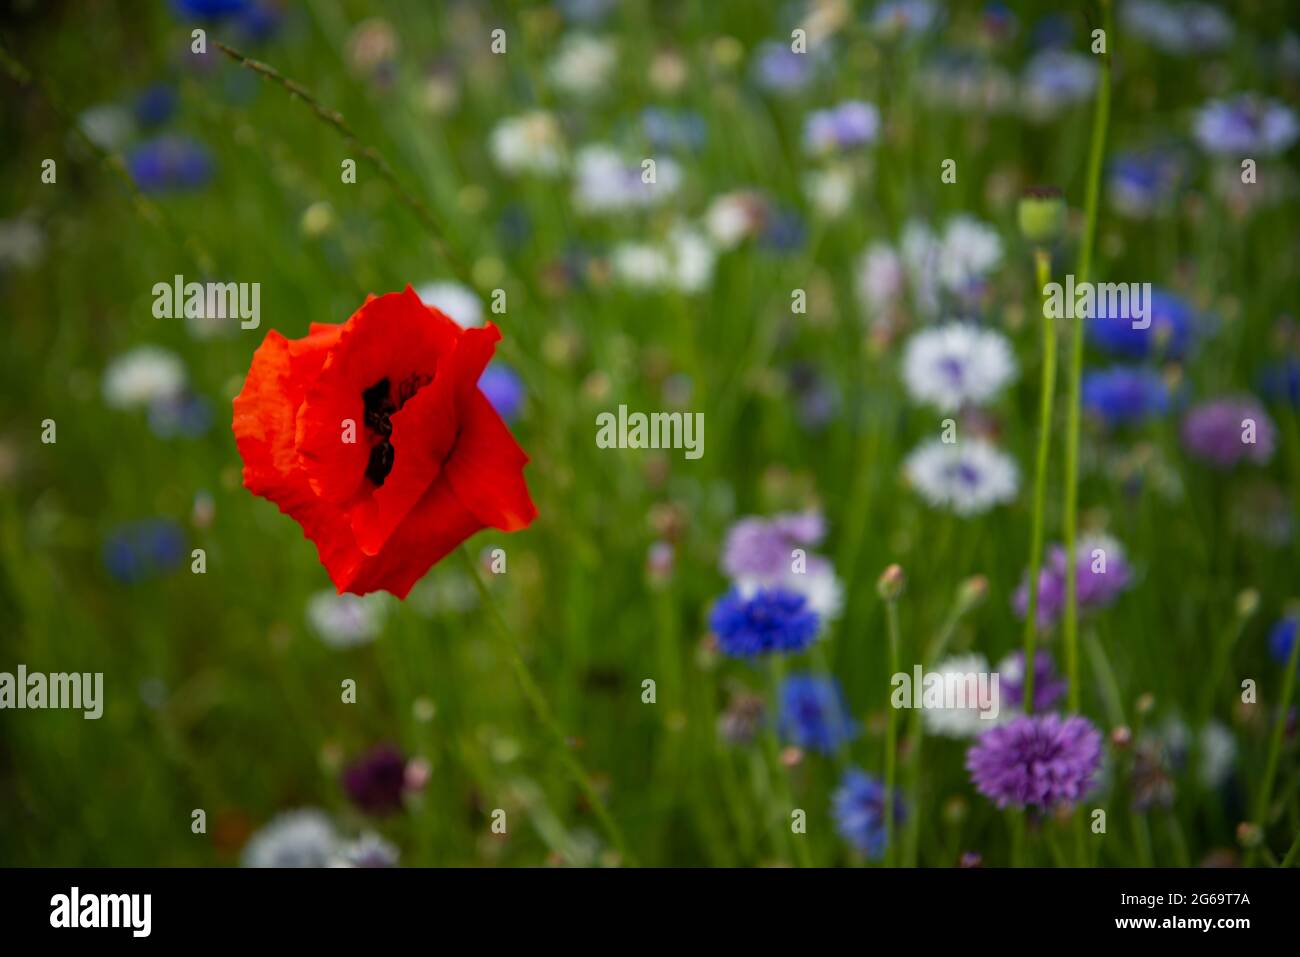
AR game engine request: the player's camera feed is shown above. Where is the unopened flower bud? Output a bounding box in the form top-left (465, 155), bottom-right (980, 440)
top-left (1017, 186), bottom-right (1067, 245)
top-left (877, 563), bottom-right (906, 601)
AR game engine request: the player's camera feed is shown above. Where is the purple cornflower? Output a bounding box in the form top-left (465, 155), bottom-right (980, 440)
top-left (341, 744), bottom-right (408, 816)
top-left (871, 0), bottom-right (942, 39)
top-left (998, 650), bottom-right (1067, 713)
top-left (752, 41), bottom-right (812, 93)
top-left (1014, 537), bottom-right (1132, 629)
top-left (1081, 366), bottom-right (1170, 428)
top-left (777, 674), bottom-right (858, 753)
top-left (127, 135), bottom-right (214, 193)
top-left (708, 587), bottom-right (820, 657)
top-left (1269, 615), bottom-right (1299, 670)
top-left (804, 101), bottom-right (881, 154)
top-left (479, 363), bottom-right (525, 423)
top-left (966, 714), bottom-right (1102, 810)
top-left (1181, 396), bottom-right (1277, 469)
top-left (832, 769), bottom-right (903, 858)
top-left (1194, 95), bottom-right (1299, 157)
top-left (721, 511), bottom-right (825, 580)
top-left (1087, 287), bottom-right (1196, 360)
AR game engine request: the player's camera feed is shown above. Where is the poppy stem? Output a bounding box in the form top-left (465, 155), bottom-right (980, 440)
top-left (456, 547), bottom-right (636, 866)
top-left (1063, 0), bottom-right (1114, 712)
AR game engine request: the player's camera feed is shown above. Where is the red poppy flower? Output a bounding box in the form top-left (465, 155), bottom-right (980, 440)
top-left (232, 286), bottom-right (537, 598)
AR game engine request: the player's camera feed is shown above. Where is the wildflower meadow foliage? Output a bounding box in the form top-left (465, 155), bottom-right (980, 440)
top-left (2, 0), bottom-right (1300, 872)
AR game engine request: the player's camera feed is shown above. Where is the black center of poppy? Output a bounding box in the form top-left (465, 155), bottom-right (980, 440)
top-left (363, 378), bottom-right (396, 486)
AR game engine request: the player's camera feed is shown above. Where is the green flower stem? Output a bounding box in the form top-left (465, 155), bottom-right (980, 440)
top-left (1063, 0), bottom-right (1114, 711)
top-left (766, 655), bottom-right (814, 867)
top-left (884, 598), bottom-right (901, 866)
top-left (1022, 248), bottom-right (1057, 714)
top-left (1247, 621), bottom-right (1300, 865)
top-left (457, 547), bottom-right (635, 866)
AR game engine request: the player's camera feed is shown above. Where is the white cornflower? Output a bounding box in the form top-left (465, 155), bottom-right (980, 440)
top-left (0, 218), bottom-right (46, 269)
top-left (904, 438), bottom-right (1020, 516)
top-left (489, 111), bottom-right (566, 176)
top-left (855, 241), bottom-right (907, 317)
top-left (241, 809), bottom-right (341, 868)
top-left (548, 33), bottom-right (617, 97)
top-left (572, 144), bottom-right (681, 214)
top-left (102, 346), bottom-right (186, 410)
top-left (803, 164), bottom-right (856, 218)
top-left (921, 653), bottom-right (998, 737)
top-left (611, 225), bottom-right (714, 293)
top-left (331, 833), bottom-right (400, 868)
top-left (901, 321), bottom-right (1017, 412)
top-left (417, 280), bottom-right (483, 328)
top-left (306, 590), bottom-right (388, 649)
top-left (705, 191), bottom-right (765, 249)
top-left (1197, 720), bottom-right (1237, 790)
top-left (937, 215), bottom-right (1003, 296)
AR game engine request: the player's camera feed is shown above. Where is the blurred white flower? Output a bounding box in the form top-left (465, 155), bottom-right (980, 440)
top-left (1197, 720), bottom-right (1237, 789)
top-left (0, 218), bottom-right (46, 269)
top-left (572, 144), bottom-right (681, 214)
top-left (904, 437), bottom-right (1020, 516)
top-left (489, 111), bottom-right (566, 176)
top-left (102, 346), bottom-right (186, 410)
top-left (77, 104), bottom-right (135, 152)
top-left (902, 321), bottom-right (1017, 412)
top-left (612, 225), bottom-right (714, 293)
top-left (803, 165), bottom-right (856, 218)
top-left (306, 590), bottom-right (388, 648)
top-left (241, 809), bottom-right (341, 868)
top-left (855, 241), bottom-right (908, 317)
top-left (548, 33), bottom-right (617, 96)
top-left (331, 832), bottom-right (400, 868)
top-left (921, 653), bottom-right (997, 737)
top-left (417, 280), bottom-right (484, 328)
top-left (936, 215), bottom-right (1003, 296)
top-left (705, 191), bottom-right (766, 249)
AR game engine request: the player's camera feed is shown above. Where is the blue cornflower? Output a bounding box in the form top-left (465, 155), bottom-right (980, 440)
top-left (127, 135), bottom-right (214, 193)
top-left (1269, 615), bottom-right (1299, 669)
top-left (134, 84), bottom-right (178, 127)
top-left (708, 587), bottom-right (820, 657)
top-left (479, 363), bottom-right (525, 423)
top-left (759, 207), bottom-right (806, 253)
top-left (103, 519), bottom-right (186, 584)
top-left (1258, 359), bottom-right (1300, 407)
top-left (778, 674), bottom-right (858, 753)
top-left (170, 0), bottom-right (249, 20)
top-left (831, 768), bottom-right (904, 858)
top-left (1107, 149), bottom-right (1185, 218)
top-left (1082, 366), bottom-right (1170, 427)
top-left (1088, 287), bottom-right (1196, 360)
